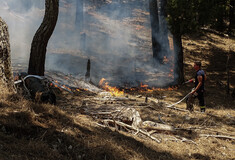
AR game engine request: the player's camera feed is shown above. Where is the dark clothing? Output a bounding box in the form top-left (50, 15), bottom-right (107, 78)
top-left (186, 91), bottom-right (205, 112)
top-left (186, 69), bottom-right (206, 112)
top-left (197, 90), bottom-right (205, 106)
top-left (195, 69), bottom-right (205, 92)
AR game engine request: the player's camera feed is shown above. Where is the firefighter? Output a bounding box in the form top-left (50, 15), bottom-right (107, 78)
top-left (186, 61), bottom-right (206, 112)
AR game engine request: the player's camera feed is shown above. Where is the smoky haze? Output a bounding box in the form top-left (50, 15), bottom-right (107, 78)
top-left (0, 0), bottom-right (177, 88)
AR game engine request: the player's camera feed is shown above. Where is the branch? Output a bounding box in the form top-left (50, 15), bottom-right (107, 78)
top-left (102, 120), bottom-right (161, 143)
top-left (199, 134), bottom-right (235, 140)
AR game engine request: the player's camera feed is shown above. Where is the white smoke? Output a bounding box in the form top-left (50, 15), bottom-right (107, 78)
top-left (0, 0), bottom-right (176, 87)
top-left (0, 0), bottom-right (44, 61)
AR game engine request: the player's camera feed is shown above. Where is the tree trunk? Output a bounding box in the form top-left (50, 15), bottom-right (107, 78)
top-left (28, 0), bottom-right (59, 76)
top-left (228, 0), bottom-right (234, 35)
top-left (159, 0), bottom-right (168, 41)
top-left (0, 17), bottom-right (15, 91)
top-left (173, 34), bottom-right (184, 84)
top-left (158, 0), bottom-right (170, 60)
top-left (149, 0), bottom-right (162, 63)
top-left (85, 59), bottom-right (90, 81)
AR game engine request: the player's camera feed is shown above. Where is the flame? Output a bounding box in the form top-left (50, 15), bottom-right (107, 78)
top-left (99, 78), bottom-right (124, 97)
top-left (139, 83), bottom-right (177, 92)
top-left (62, 85), bottom-right (72, 91)
top-left (99, 78), bottom-right (106, 86)
top-left (140, 82), bottom-right (148, 88)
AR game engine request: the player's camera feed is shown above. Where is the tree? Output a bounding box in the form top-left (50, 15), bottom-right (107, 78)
top-left (28, 0), bottom-right (59, 76)
top-left (149, 0), bottom-right (162, 63)
top-left (0, 17), bottom-right (15, 91)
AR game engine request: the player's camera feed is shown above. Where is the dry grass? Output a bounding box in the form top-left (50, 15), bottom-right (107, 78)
top-left (1, 46), bottom-right (235, 159)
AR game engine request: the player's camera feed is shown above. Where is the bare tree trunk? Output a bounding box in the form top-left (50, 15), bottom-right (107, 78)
top-left (159, 0), bottom-right (170, 57)
top-left (85, 59), bottom-right (90, 81)
top-left (0, 17), bottom-right (15, 91)
top-left (149, 0), bottom-right (161, 63)
top-left (28, 0), bottom-right (59, 76)
top-left (173, 34), bottom-right (184, 84)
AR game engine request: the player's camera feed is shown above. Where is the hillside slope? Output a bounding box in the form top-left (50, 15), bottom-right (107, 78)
top-left (0, 31), bottom-right (234, 159)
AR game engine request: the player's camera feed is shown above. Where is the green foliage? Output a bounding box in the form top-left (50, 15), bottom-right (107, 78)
top-left (167, 0), bottom-right (233, 35)
top-left (167, 0), bottom-right (199, 36)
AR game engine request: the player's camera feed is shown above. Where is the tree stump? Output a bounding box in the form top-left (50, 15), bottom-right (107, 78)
top-left (0, 17), bottom-right (15, 91)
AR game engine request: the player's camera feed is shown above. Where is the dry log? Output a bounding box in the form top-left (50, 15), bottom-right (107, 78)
top-left (141, 121), bottom-right (174, 132)
top-left (199, 134), bottom-right (235, 140)
top-left (102, 120), bottom-right (161, 143)
top-left (116, 108), bottom-right (142, 129)
top-left (148, 97), bottom-right (159, 105)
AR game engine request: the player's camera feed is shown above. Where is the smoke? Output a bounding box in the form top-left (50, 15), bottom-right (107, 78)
top-left (0, 0), bottom-right (177, 87)
top-left (0, 0), bottom-right (44, 61)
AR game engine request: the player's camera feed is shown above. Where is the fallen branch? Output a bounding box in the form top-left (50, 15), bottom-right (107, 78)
top-left (199, 134), bottom-right (235, 140)
top-left (102, 120), bottom-right (161, 143)
top-left (175, 135), bottom-right (197, 145)
top-left (148, 98), bottom-right (159, 105)
top-left (141, 121), bottom-right (175, 132)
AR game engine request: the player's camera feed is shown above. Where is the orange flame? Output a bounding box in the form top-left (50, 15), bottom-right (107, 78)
top-left (139, 83), bottom-right (178, 92)
top-left (62, 85), bottom-right (72, 91)
top-left (99, 78), bottom-right (124, 97)
top-left (140, 83), bottom-right (148, 88)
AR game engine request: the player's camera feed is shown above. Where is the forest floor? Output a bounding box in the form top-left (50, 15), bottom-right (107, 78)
top-left (0, 30), bottom-right (235, 160)
top-left (1, 1), bottom-right (235, 159)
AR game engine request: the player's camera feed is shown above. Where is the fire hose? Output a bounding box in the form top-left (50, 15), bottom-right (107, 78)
top-left (164, 79), bottom-right (194, 108)
top-left (166, 91), bottom-right (192, 108)
top-left (14, 75), bottom-right (73, 93)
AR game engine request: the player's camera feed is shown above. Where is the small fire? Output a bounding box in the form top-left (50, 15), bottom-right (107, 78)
top-left (62, 85), bottom-right (72, 92)
top-left (140, 83), bottom-right (148, 88)
top-left (99, 78), bottom-right (124, 97)
top-left (139, 83), bottom-right (177, 92)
